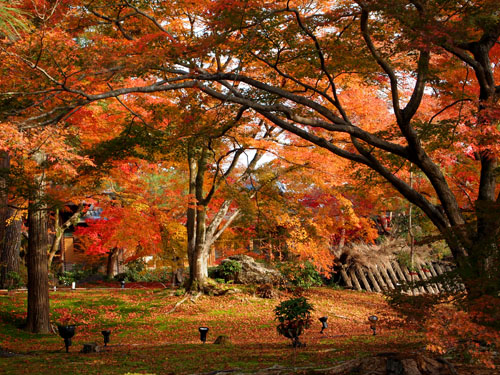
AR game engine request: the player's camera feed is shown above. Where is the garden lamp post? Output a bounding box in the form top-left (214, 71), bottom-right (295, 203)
top-left (319, 316), bottom-right (328, 334)
top-left (120, 280), bottom-right (125, 289)
top-left (101, 330), bottom-right (111, 346)
top-left (198, 327), bottom-right (209, 344)
top-left (57, 325), bottom-right (76, 353)
top-left (368, 315), bottom-right (378, 336)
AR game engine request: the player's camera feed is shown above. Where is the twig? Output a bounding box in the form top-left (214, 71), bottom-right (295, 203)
top-left (165, 294), bottom-right (190, 314)
top-left (436, 357), bottom-right (458, 375)
top-left (165, 291), bottom-right (202, 314)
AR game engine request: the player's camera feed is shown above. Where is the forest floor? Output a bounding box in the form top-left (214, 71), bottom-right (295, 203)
top-left (0, 286), bottom-right (497, 374)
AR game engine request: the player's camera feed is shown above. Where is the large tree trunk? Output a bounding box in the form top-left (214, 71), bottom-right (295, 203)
top-left (0, 207), bottom-right (21, 289)
top-left (26, 202), bottom-right (50, 333)
top-left (26, 151), bottom-right (50, 333)
top-left (185, 137), bottom-right (259, 292)
top-left (0, 153), bottom-right (22, 289)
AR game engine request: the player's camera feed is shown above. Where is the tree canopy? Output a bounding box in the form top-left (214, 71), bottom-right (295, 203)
top-left (0, 0), bottom-right (499, 331)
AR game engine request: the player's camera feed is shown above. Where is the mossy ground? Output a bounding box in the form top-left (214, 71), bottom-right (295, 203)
top-left (0, 287), bottom-right (442, 374)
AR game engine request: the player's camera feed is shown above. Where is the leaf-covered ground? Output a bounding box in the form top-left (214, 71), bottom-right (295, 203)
top-left (0, 287), bottom-right (493, 374)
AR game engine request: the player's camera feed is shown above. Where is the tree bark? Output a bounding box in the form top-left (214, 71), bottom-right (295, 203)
top-left (106, 248), bottom-right (119, 278)
top-left (0, 207), bottom-right (21, 289)
top-left (0, 153), bottom-right (21, 289)
top-left (26, 202), bottom-right (50, 333)
top-left (26, 151), bottom-right (50, 333)
top-left (47, 205), bottom-right (84, 270)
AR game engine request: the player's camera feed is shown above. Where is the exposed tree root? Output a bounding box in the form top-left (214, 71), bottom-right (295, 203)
top-left (165, 291), bottom-right (202, 315)
top-left (191, 352), bottom-right (460, 375)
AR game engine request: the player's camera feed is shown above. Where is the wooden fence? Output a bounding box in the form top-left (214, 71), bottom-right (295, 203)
top-left (338, 261), bottom-right (464, 294)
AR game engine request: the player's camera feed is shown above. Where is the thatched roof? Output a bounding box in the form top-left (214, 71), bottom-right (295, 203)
top-left (337, 238), bottom-right (434, 268)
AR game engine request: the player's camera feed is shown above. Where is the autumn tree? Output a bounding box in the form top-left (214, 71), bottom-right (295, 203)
top-left (0, 0), bottom-right (30, 291)
top-left (2, 0), bottom-right (499, 298)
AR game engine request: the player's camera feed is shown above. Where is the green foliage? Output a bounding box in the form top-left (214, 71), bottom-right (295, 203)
top-left (5, 271), bottom-right (23, 291)
top-left (278, 261), bottom-right (323, 289)
top-left (57, 267), bottom-right (93, 286)
top-left (174, 287), bottom-right (185, 296)
top-left (274, 297), bottom-right (314, 324)
top-left (115, 260), bottom-right (170, 283)
top-left (0, 1), bottom-right (30, 38)
top-left (118, 260), bottom-right (171, 283)
top-left (274, 297), bottom-right (314, 347)
top-left (216, 260), bottom-right (242, 282)
top-left (207, 266), bottom-right (218, 279)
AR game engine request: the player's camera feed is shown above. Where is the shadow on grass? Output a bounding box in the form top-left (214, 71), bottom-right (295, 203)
top-left (0, 334), bottom-right (425, 375)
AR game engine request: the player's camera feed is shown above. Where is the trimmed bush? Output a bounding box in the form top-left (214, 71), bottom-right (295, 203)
top-left (278, 261), bottom-right (323, 289)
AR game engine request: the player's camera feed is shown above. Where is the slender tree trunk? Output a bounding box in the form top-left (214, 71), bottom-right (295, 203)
top-left (106, 248), bottom-right (118, 278)
top-left (189, 204), bottom-right (210, 290)
top-left (47, 205), bottom-right (84, 270)
top-left (184, 139), bottom-right (254, 292)
top-left (26, 202), bottom-right (50, 333)
top-left (186, 144), bottom-right (199, 291)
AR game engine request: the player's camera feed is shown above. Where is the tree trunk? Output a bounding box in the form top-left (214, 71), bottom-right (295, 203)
top-left (26, 202), bottom-right (50, 333)
top-left (0, 153), bottom-right (22, 289)
top-left (0, 207), bottom-right (21, 289)
top-left (26, 151), bottom-right (50, 333)
top-left (184, 135), bottom-right (258, 292)
top-left (106, 248), bottom-right (118, 278)
top-left (47, 205), bottom-right (84, 270)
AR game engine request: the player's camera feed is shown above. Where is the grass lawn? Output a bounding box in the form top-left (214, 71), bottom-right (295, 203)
top-left (0, 287), bottom-right (489, 374)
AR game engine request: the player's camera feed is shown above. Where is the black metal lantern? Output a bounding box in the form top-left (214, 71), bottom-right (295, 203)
top-left (319, 316), bottom-right (328, 334)
top-left (368, 315), bottom-right (378, 336)
top-left (57, 325), bottom-right (76, 353)
top-left (198, 327), bottom-right (209, 343)
top-left (120, 280), bottom-right (125, 289)
top-left (101, 330), bottom-right (111, 346)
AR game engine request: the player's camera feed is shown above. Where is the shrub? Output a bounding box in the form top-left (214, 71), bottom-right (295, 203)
top-left (117, 259), bottom-right (172, 282)
top-left (425, 296), bottom-right (500, 369)
top-left (256, 283), bottom-right (276, 299)
top-left (208, 266), bottom-right (219, 279)
top-left (5, 271), bottom-right (24, 290)
top-left (278, 261), bottom-right (323, 289)
top-left (216, 260), bottom-right (242, 282)
top-left (57, 266), bottom-right (93, 285)
top-left (274, 297), bottom-right (314, 347)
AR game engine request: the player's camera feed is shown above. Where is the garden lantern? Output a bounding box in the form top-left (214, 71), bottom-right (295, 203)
top-left (319, 316), bottom-right (328, 334)
top-left (120, 280), bottom-right (125, 289)
top-left (368, 315), bottom-right (378, 336)
top-left (198, 327), bottom-right (209, 343)
top-left (101, 330), bottom-right (111, 346)
top-left (57, 325), bottom-right (76, 353)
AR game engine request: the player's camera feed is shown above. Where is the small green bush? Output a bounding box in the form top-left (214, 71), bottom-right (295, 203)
top-left (274, 296), bottom-right (314, 323)
top-left (117, 259), bottom-right (172, 282)
top-left (5, 271), bottom-right (24, 290)
top-left (57, 266), bottom-right (93, 285)
top-left (216, 260), bottom-right (242, 282)
top-left (278, 261), bottom-right (323, 289)
top-left (174, 287), bottom-right (186, 296)
top-left (274, 297), bottom-right (314, 347)
top-left (208, 266), bottom-right (219, 279)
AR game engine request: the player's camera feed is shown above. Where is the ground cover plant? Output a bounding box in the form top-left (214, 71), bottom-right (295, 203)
top-left (0, 287), bottom-right (497, 375)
